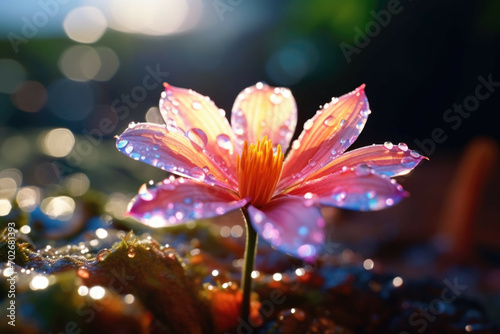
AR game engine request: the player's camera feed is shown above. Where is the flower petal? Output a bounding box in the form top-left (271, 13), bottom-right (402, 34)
top-left (302, 144), bottom-right (427, 182)
top-left (160, 83), bottom-right (238, 177)
top-left (128, 177), bottom-right (248, 227)
top-left (116, 122), bottom-right (238, 190)
top-left (285, 167), bottom-right (408, 211)
top-left (278, 85), bottom-right (369, 190)
top-left (231, 83), bottom-right (297, 153)
top-left (247, 196), bottom-right (325, 260)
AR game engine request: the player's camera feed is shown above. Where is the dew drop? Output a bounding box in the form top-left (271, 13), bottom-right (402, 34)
top-left (384, 141), bottom-right (394, 150)
top-left (216, 134), bottom-right (233, 150)
top-left (117, 139), bottom-right (128, 149)
top-left (323, 116), bottom-right (335, 127)
top-left (153, 144), bottom-right (159, 151)
top-left (308, 159), bottom-right (317, 167)
top-left (331, 149), bottom-right (337, 156)
top-left (190, 166), bottom-right (205, 180)
top-left (233, 114), bottom-right (247, 135)
top-left (125, 145), bottom-right (133, 154)
top-left (292, 140), bottom-right (300, 150)
top-left (339, 119), bottom-right (346, 127)
top-left (219, 109), bottom-right (226, 117)
top-left (398, 143), bottom-right (408, 151)
top-left (410, 150), bottom-right (421, 158)
top-left (303, 119), bottom-right (314, 130)
top-left (192, 101), bottom-right (202, 110)
top-left (127, 247), bottom-right (136, 258)
top-left (130, 152), bottom-right (140, 160)
top-left (96, 249), bottom-right (110, 262)
top-left (187, 128), bottom-right (208, 149)
top-left (77, 267), bottom-right (89, 279)
top-left (401, 156), bottom-right (417, 168)
top-left (270, 93), bottom-right (283, 105)
top-left (354, 164), bottom-right (371, 176)
top-left (202, 166), bottom-right (209, 173)
top-left (333, 191), bottom-right (347, 202)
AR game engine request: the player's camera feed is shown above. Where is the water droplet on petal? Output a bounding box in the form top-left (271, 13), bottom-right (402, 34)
top-left (401, 156), bottom-right (417, 168)
top-left (128, 247), bottom-right (136, 258)
top-left (216, 134), bottom-right (233, 150)
top-left (233, 113), bottom-right (247, 135)
top-left (202, 166), bottom-right (209, 173)
top-left (190, 166), bottom-right (205, 180)
top-left (292, 140), bottom-right (300, 150)
top-left (308, 159), bottom-right (317, 167)
top-left (398, 143), bottom-right (408, 151)
top-left (153, 144), bottom-right (159, 151)
top-left (410, 150), bottom-right (421, 158)
top-left (303, 119), bottom-right (314, 130)
top-left (323, 116), bottom-right (335, 127)
top-left (219, 109), bottom-right (226, 117)
top-left (339, 119), bottom-right (346, 127)
top-left (192, 101), bottom-right (202, 110)
top-left (333, 191), bottom-right (347, 202)
top-left (331, 149), bottom-right (337, 156)
top-left (125, 145), bottom-right (133, 154)
top-left (384, 141), bottom-right (394, 150)
top-left (96, 249), bottom-right (110, 261)
top-left (270, 93), bottom-right (283, 104)
top-left (354, 164), bottom-right (371, 176)
top-left (117, 139), bottom-right (128, 149)
top-left (187, 128), bottom-right (208, 149)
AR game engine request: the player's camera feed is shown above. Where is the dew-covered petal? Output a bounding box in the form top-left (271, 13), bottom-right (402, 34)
top-left (247, 196), bottom-right (325, 260)
top-left (231, 82), bottom-right (297, 153)
top-left (116, 122), bottom-right (238, 190)
top-left (160, 83), bottom-right (238, 178)
top-left (302, 143), bottom-right (427, 182)
top-left (128, 177), bottom-right (248, 227)
top-left (285, 167), bottom-right (408, 211)
top-left (278, 85), bottom-right (369, 190)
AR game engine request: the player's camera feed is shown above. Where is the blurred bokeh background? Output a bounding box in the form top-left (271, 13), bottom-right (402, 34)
top-left (1, 0), bottom-right (499, 298)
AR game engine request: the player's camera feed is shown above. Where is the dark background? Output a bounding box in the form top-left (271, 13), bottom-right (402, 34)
top-left (1, 0), bottom-right (498, 159)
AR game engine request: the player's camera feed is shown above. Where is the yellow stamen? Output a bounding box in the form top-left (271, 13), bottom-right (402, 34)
top-left (236, 136), bottom-right (284, 208)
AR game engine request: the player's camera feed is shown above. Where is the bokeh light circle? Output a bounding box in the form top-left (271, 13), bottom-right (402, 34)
top-left (63, 7), bottom-right (107, 43)
top-left (0, 59), bottom-right (26, 94)
top-left (11, 81), bottom-right (47, 112)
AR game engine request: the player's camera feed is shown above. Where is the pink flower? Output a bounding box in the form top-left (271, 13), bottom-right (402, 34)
top-left (116, 82), bottom-right (425, 260)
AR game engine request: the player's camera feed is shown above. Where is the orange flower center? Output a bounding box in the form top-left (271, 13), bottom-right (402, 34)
top-left (236, 137), bottom-right (284, 208)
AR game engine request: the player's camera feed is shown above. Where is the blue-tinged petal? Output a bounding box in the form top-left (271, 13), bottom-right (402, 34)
top-left (285, 167), bottom-right (408, 211)
top-left (128, 177), bottom-right (248, 227)
top-left (248, 196), bottom-right (325, 261)
top-left (116, 122), bottom-right (238, 190)
top-left (300, 143), bottom-right (427, 183)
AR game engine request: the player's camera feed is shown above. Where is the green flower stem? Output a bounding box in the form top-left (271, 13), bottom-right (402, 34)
top-left (241, 207), bottom-right (258, 323)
